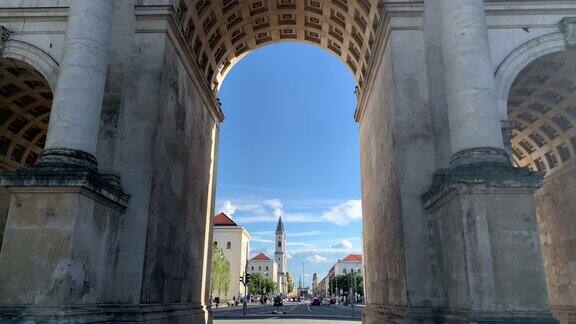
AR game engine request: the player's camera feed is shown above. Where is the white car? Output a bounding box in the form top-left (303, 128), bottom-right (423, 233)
top-left (322, 298), bottom-right (331, 305)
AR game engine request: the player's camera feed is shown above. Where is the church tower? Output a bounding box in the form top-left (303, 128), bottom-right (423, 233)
top-left (275, 216), bottom-right (287, 294)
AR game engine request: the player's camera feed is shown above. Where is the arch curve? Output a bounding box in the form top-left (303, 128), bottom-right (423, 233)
top-left (177, 0), bottom-right (382, 92)
top-left (2, 39), bottom-right (59, 90)
top-left (0, 48), bottom-right (55, 170)
top-left (495, 32), bottom-right (567, 119)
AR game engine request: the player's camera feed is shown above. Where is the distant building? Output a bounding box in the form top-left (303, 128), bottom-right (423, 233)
top-left (247, 252), bottom-right (278, 285)
top-left (312, 273), bottom-right (318, 290)
top-left (316, 254), bottom-right (364, 297)
top-left (212, 213), bottom-right (250, 300)
top-left (274, 216), bottom-right (288, 294)
top-left (335, 254), bottom-right (363, 276)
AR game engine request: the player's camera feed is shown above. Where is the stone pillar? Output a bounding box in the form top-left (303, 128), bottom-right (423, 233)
top-left (438, 0), bottom-right (509, 167)
top-left (41, 0), bottom-right (114, 171)
top-left (422, 1), bottom-right (556, 323)
top-left (0, 0), bottom-right (130, 319)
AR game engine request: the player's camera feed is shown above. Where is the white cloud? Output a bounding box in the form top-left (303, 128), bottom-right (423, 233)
top-left (237, 203), bottom-right (267, 214)
top-left (330, 239), bottom-right (353, 249)
top-left (307, 254), bottom-right (328, 263)
top-left (287, 242), bottom-right (316, 248)
top-left (286, 251), bottom-right (293, 259)
top-left (251, 237), bottom-right (275, 244)
top-left (264, 199), bottom-right (283, 210)
top-left (288, 231), bottom-right (323, 237)
top-left (322, 200), bottom-right (362, 226)
top-left (265, 198), bottom-right (284, 219)
top-left (217, 200), bottom-right (237, 216)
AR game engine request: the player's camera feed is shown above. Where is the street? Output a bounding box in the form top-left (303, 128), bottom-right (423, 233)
top-left (213, 301), bottom-right (363, 323)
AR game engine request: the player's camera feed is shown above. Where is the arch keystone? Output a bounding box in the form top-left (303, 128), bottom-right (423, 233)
top-left (559, 17), bottom-right (576, 48)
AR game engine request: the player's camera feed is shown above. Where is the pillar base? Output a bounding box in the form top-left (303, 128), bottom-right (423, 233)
top-left (422, 162), bottom-right (556, 323)
top-left (0, 303), bottom-right (212, 323)
top-left (552, 306), bottom-right (576, 324)
top-left (363, 304), bottom-right (436, 324)
top-left (0, 155), bottom-right (129, 307)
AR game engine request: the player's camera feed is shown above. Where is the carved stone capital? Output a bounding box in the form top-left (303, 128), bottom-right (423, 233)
top-left (559, 17), bottom-right (576, 48)
top-left (0, 148), bottom-right (130, 210)
top-left (422, 163), bottom-right (543, 209)
top-left (0, 26), bottom-right (11, 55)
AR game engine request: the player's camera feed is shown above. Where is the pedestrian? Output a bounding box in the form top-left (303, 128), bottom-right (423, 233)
top-left (215, 296), bottom-right (220, 308)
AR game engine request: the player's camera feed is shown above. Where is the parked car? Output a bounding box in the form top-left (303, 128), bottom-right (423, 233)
top-left (311, 297), bottom-right (321, 306)
top-left (330, 298), bottom-right (336, 305)
top-left (322, 297), bottom-right (331, 305)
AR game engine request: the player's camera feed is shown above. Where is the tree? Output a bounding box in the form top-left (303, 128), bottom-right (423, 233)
top-left (247, 272), bottom-right (278, 295)
top-left (286, 272), bottom-right (295, 294)
top-left (210, 245), bottom-right (231, 298)
top-left (331, 273), bottom-right (363, 296)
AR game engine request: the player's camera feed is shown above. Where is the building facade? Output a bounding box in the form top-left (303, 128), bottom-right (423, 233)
top-left (212, 213), bottom-right (250, 301)
top-left (334, 254), bottom-right (364, 277)
top-left (0, 1), bottom-right (575, 323)
top-left (247, 253), bottom-right (278, 285)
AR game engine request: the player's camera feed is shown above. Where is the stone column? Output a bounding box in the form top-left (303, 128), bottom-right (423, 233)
top-left (41, 0), bottom-right (114, 172)
top-left (438, 0), bottom-right (509, 167)
top-left (0, 0), bottom-right (129, 315)
top-left (422, 2), bottom-right (556, 323)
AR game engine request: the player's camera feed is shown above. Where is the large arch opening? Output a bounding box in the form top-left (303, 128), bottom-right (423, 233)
top-left (177, 0), bottom-right (382, 317)
top-left (0, 57), bottom-right (52, 249)
top-left (210, 41), bottom-right (364, 317)
top-left (507, 48), bottom-right (576, 321)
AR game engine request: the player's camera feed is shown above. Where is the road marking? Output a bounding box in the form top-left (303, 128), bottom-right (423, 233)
top-left (284, 304), bottom-right (299, 313)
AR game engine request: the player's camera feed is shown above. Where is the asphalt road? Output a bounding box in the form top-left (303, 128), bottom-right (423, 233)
top-left (213, 301), bottom-right (363, 321)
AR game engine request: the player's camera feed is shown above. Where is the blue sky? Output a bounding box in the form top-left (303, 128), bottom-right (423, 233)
top-left (216, 43), bottom-right (362, 287)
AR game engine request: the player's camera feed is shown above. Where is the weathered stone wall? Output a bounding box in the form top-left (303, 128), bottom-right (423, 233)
top-left (92, 11), bottom-right (169, 304)
top-left (360, 25), bottom-right (438, 321)
top-left (139, 39), bottom-right (218, 305)
top-left (360, 39), bottom-right (407, 312)
top-left (535, 164), bottom-right (576, 322)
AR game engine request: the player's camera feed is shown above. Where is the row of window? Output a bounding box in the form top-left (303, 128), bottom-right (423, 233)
top-left (213, 241), bottom-right (232, 249)
top-left (251, 265), bottom-right (269, 271)
top-left (341, 268), bottom-right (362, 274)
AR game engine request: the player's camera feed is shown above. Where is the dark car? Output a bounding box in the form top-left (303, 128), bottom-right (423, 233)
top-left (273, 295), bottom-right (283, 307)
top-left (311, 298), bottom-right (321, 306)
top-left (330, 298), bottom-right (336, 305)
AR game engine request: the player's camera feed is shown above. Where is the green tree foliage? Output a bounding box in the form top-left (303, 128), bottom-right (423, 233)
top-left (286, 272), bottom-right (295, 294)
top-left (329, 273), bottom-right (363, 296)
top-left (247, 272), bottom-right (277, 295)
top-left (210, 245), bottom-right (231, 298)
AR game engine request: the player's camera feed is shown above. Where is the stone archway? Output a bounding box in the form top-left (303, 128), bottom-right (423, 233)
top-left (176, 0), bottom-right (382, 92)
top-left (0, 57), bottom-right (53, 250)
top-left (506, 48), bottom-right (576, 323)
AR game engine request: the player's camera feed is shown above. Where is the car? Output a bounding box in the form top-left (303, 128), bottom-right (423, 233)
top-left (322, 297), bottom-right (331, 305)
top-left (330, 298), bottom-right (336, 305)
top-left (273, 295), bottom-right (283, 307)
top-left (311, 298), bottom-right (321, 306)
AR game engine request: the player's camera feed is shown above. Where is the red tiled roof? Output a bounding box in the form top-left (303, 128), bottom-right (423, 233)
top-left (214, 213), bottom-right (238, 226)
top-left (342, 254), bottom-right (363, 262)
top-left (251, 253), bottom-right (271, 261)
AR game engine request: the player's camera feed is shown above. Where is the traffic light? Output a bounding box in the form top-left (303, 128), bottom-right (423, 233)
top-left (239, 275), bottom-right (244, 283)
top-left (245, 273), bottom-right (251, 283)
